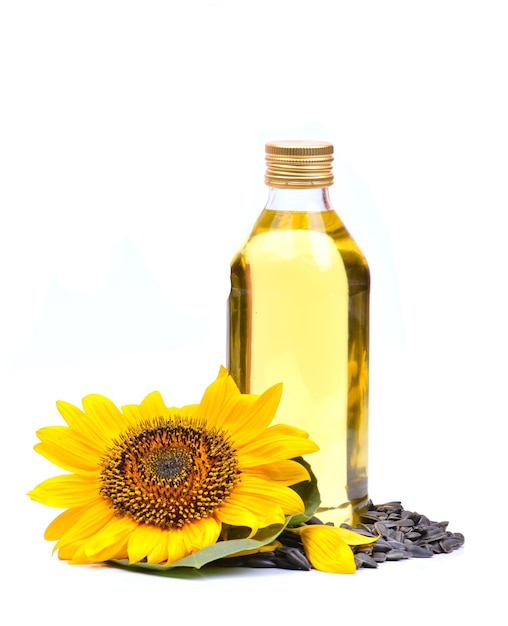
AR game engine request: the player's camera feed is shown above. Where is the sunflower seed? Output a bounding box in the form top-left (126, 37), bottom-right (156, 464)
top-left (406, 544), bottom-right (434, 558)
top-left (277, 530), bottom-right (304, 548)
top-left (245, 553), bottom-right (278, 568)
top-left (349, 526), bottom-right (378, 538)
top-left (374, 522), bottom-right (390, 536)
top-left (386, 539), bottom-right (406, 551)
top-left (274, 546), bottom-right (312, 570)
top-left (214, 556), bottom-right (247, 567)
top-left (359, 511), bottom-right (387, 523)
top-left (306, 516), bottom-right (327, 525)
top-left (357, 522), bottom-right (377, 534)
top-left (380, 501), bottom-right (403, 510)
top-left (389, 518), bottom-right (413, 527)
top-left (356, 544), bottom-right (374, 554)
top-left (421, 528), bottom-right (448, 542)
top-left (370, 538), bottom-right (392, 552)
top-left (439, 538), bottom-right (461, 553)
top-left (405, 531), bottom-right (422, 540)
top-left (385, 550), bottom-right (409, 561)
top-left (354, 552), bottom-right (378, 568)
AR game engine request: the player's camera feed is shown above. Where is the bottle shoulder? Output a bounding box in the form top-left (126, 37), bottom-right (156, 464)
top-left (235, 209), bottom-right (369, 273)
top-left (250, 208), bottom-right (340, 234)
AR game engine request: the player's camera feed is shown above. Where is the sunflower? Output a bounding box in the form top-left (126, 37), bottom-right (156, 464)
top-left (28, 367), bottom-right (319, 566)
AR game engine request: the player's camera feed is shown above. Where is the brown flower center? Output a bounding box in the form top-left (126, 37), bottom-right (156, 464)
top-left (99, 417), bottom-right (240, 529)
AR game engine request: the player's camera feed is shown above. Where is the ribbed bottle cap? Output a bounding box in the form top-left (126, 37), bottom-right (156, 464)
top-left (265, 140), bottom-right (334, 188)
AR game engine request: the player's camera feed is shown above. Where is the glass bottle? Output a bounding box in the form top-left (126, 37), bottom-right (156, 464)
top-left (227, 140), bottom-right (370, 526)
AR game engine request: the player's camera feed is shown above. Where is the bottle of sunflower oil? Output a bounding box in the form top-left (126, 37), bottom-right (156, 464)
top-left (227, 140), bottom-right (370, 526)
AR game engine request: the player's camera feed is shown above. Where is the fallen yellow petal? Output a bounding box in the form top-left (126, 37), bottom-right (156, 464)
top-left (290, 524), bottom-right (378, 574)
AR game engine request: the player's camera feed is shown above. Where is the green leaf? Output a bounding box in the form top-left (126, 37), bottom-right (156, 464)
top-left (287, 456), bottom-right (321, 526)
top-left (109, 523), bottom-right (285, 572)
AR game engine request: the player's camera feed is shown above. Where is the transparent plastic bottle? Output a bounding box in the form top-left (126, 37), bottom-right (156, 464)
top-left (227, 140), bottom-right (370, 526)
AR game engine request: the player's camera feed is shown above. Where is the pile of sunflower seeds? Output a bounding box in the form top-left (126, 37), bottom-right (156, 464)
top-left (347, 500), bottom-right (465, 569)
top-left (217, 500), bottom-right (464, 571)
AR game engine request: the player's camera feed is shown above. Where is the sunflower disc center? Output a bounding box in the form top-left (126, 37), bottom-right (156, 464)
top-left (99, 417), bottom-right (241, 529)
top-left (144, 447), bottom-right (191, 483)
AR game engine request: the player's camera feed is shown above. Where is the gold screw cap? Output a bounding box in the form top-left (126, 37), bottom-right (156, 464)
top-left (265, 140), bottom-right (334, 189)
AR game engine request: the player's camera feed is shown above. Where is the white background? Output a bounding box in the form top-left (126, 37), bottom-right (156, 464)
top-left (1, 1), bottom-right (506, 623)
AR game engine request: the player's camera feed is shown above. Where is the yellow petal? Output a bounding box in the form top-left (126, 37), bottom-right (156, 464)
top-left (244, 459), bottom-right (310, 486)
top-left (120, 403), bottom-right (143, 425)
top-left (290, 525), bottom-right (378, 573)
top-left (195, 369), bottom-right (287, 446)
top-left (196, 370), bottom-right (243, 426)
top-left (235, 475), bottom-right (305, 516)
top-left (238, 433), bottom-right (319, 467)
top-left (214, 499), bottom-right (261, 536)
top-left (334, 526), bottom-right (379, 546)
top-left (122, 391), bottom-right (169, 425)
top-left (292, 525), bottom-right (356, 573)
top-left (217, 365), bottom-right (229, 378)
top-left (265, 423), bottom-right (311, 439)
top-left (28, 474), bottom-right (98, 508)
top-left (208, 393), bottom-right (258, 433)
top-left (180, 517), bottom-right (222, 555)
top-left (52, 502), bottom-right (119, 562)
top-left (218, 487), bottom-right (289, 532)
top-left (222, 383), bottom-right (284, 446)
top-left (174, 403), bottom-right (200, 419)
top-left (35, 426), bottom-right (100, 475)
top-left (44, 506), bottom-right (87, 541)
top-left (56, 540), bottom-right (87, 562)
top-left (81, 394), bottom-right (127, 442)
top-left (146, 528), bottom-right (169, 565)
top-left (81, 515), bottom-right (133, 562)
top-left (165, 528), bottom-right (192, 565)
top-left (57, 499), bottom-right (115, 546)
top-left (56, 400), bottom-right (106, 449)
top-left (128, 524), bottom-right (165, 564)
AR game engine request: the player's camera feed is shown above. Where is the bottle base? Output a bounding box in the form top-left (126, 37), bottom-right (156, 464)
top-left (316, 494), bottom-right (369, 527)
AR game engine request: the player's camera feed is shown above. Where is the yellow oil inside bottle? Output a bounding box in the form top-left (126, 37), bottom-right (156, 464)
top-left (228, 208), bottom-right (369, 526)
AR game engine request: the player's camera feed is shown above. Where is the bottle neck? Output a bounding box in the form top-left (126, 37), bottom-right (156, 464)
top-left (265, 187), bottom-right (333, 213)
